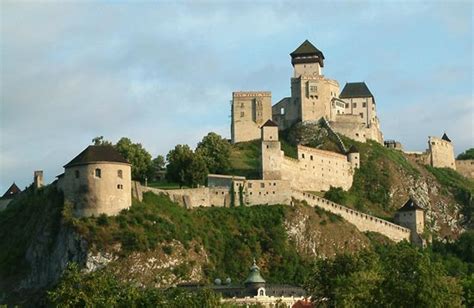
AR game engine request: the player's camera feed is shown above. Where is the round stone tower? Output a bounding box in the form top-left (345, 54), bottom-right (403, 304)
top-left (57, 145), bottom-right (132, 217)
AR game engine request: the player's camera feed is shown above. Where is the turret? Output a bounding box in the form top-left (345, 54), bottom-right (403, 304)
top-left (261, 120), bottom-right (282, 180)
top-left (244, 259), bottom-right (266, 293)
top-left (34, 170), bottom-right (44, 189)
top-left (347, 145), bottom-right (360, 169)
top-left (290, 40), bottom-right (325, 78)
top-left (394, 198), bottom-right (425, 234)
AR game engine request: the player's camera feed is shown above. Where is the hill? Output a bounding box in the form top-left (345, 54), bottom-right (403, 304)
top-left (0, 187), bottom-right (377, 304)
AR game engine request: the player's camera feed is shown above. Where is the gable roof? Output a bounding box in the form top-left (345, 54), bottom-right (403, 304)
top-left (339, 82), bottom-right (374, 99)
top-left (290, 40), bottom-right (325, 59)
top-left (2, 183), bottom-right (21, 199)
top-left (397, 198), bottom-right (424, 212)
top-left (442, 133), bottom-right (451, 142)
top-left (261, 119), bottom-right (278, 127)
top-left (64, 145), bottom-right (129, 168)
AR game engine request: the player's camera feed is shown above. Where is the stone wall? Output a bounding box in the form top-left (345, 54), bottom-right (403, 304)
top-left (292, 191), bottom-right (411, 242)
top-left (57, 162), bottom-right (131, 217)
top-left (281, 145), bottom-right (354, 191)
top-left (455, 160), bottom-right (474, 178)
top-left (330, 114), bottom-right (383, 144)
top-left (428, 136), bottom-right (456, 169)
top-left (394, 210), bottom-right (424, 234)
top-left (141, 186), bottom-right (224, 209)
top-left (245, 180), bottom-right (291, 205)
top-left (231, 92), bottom-right (272, 143)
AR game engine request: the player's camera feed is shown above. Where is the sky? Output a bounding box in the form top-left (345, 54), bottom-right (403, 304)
top-left (0, 0), bottom-right (473, 193)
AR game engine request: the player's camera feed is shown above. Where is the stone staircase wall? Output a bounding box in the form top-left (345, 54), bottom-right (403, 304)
top-left (292, 190), bottom-right (411, 242)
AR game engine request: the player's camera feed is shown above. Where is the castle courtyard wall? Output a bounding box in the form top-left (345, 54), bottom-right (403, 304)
top-left (281, 145), bottom-right (354, 191)
top-left (455, 160), bottom-right (474, 178)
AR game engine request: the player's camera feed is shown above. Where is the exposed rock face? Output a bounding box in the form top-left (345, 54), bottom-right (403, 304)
top-left (284, 204), bottom-right (370, 258)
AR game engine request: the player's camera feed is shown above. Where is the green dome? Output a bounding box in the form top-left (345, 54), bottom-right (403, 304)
top-left (244, 259), bottom-right (266, 284)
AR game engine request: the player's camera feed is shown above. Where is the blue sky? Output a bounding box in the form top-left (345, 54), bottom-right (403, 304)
top-left (1, 0), bottom-right (473, 193)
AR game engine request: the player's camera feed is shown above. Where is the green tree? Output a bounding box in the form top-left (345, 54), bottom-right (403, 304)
top-left (196, 132), bottom-right (231, 174)
top-left (150, 155), bottom-right (166, 181)
top-left (115, 137), bottom-right (152, 181)
top-left (92, 136), bottom-right (113, 146)
top-left (305, 250), bottom-right (381, 307)
top-left (166, 145), bottom-right (208, 187)
top-left (457, 148), bottom-right (474, 160)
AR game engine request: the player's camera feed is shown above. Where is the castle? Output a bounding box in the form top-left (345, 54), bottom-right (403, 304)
top-left (3, 40), bottom-right (473, 247)
top-left (231, 40), bottom-right (383, 145)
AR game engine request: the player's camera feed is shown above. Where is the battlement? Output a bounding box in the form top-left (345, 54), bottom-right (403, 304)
top-left (233, 91), bottom-right (271, 98)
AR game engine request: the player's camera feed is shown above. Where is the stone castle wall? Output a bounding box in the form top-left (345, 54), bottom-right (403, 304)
top-left (292, 191), bottom-right (411, 242)
top-left (245, 180), bottom-right (291, 205)
top-left (231, 92), bottom-right (272, 143)
top-left (455, 160), bottom-right (474, 178)
top-left (428, 136), bottom-right (456, 169)
top-left (280, 145), bottom-right (354, 191)
top-left (57, 162), bottom-right (131, 217)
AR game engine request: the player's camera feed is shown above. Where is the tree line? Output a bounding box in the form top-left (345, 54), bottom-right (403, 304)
top-left (92, 132), bottom-right (231, 187)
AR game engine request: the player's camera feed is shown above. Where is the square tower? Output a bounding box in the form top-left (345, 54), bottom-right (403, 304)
top-left (231, 92), bottom-right (272, 143)
top-left (428, 133), bottom-right (456, 170)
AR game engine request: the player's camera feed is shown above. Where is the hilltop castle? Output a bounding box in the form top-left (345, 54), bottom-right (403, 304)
top-left (231, 40), bottom-right (383, 144)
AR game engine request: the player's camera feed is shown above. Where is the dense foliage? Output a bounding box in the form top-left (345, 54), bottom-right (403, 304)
top-left (48, 263), bottom-right (221, 307)
top-left (306, 242), bottom-right (463, 307)
top-left (70, 192), bottom-right (310, 284)
top-left (196, 132), bottom-right (232, 174)
top-left (0, 186), bottom-right (64, 278)
top-left (166, 144), bottom-right (208, 187)
top-left (92, 136), bottom-right (153, 181)
top-left (457, 148), bottom-right (474, 160)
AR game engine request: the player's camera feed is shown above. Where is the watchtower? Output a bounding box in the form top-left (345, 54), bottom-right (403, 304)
top-left (261, 120), bottom-right (282, 180)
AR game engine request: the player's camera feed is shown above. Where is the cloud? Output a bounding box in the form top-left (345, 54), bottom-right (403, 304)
top-left (0, 1), bottom-right (472, 192)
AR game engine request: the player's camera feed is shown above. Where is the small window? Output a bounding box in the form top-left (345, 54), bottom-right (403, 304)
top-left (117, 184), bottom-right (123, 189)
top-left (302, 153), bottom-right (305, 159)
top-left (280, 107), bottom-right (285, 115)
top-left (75, 170), bottom-right (80, 179)
top-left (248, 183), bottom-right (252, 188)
top-left (117, 169), bottom-right (123, 179)
top-left (345, 103), bottom-right (349, 109)
top-left (95, 168), bottom-right (101, 178)
top-left (310, 155), bottom-right (313, 160)
top-left (363, 102), bottom-right (366, 107)
top-left (360, 113), bottom-right (363, 118)
top-left (260, 183), bottom-right (265, 188)
top-left (353, 103), bottom-right (357, 108)
top-left (240, 111), bottom-right (245, 117)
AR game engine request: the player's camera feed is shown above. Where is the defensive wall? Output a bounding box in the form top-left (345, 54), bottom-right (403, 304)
top-left (281, 145), bottom-right (354, 191)
top-left (291, 190), bottom-right (411, 242)
top-left (455, 160), bottom-right (474, 179)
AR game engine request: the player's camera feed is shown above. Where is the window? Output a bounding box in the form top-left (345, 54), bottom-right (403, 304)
top-left (360, 113), bottom-right (363, 118)
top-left (95, 168), bottom-right (101, 178)
top-left (280, 107), bottom-right (285, 115)
top-left (363, 102), bottom-right (366, 107)
top-left (302, 153), bottom-right (305, 159)
top-left (240, 111), bottom-right (244, 117)
top-left (75, 170), bottom-right (80, 179)
top-left (117, 184), bottom-right (123, 189)
top-left (353, 103), bottom-right (357, 108)
top-left (345, 103), bottom-right (349, 109)
top-left (117, 169), bottom-right (123, 179)
top-left (260, 183), bottom-right (265, 188)
top-left (310, 155), bottom-right (313, 160)
top-left (248, 183), bottom-right (252, 188)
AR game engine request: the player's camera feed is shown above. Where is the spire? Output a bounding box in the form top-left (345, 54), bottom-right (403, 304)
top-left (441, 133), bottom-right (451, 142)
top-left (244, 258), bottom-right (266, 286)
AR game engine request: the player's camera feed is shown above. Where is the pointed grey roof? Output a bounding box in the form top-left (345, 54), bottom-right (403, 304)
top-left (339, 82), bottom-right (374, 99)
top-left (290, 40), bottom-right (325, 67)
top-left (262, 119), bottom-right (278, 127)
top-left (2, 183), bottom-right (21, 199)
top-left (398, 198), bottom-right (423, 212)
top-left (64, 145), bottom-right (129, 168)
top-left (442, 133), bottom-right (451, 142)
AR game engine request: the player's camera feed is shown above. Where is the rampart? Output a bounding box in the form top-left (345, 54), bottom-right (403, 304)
top-left (281, 145), bottom-right (354, 191)
top-left (455, 160), bottom-right (474, 179)
top-left (291, 190), bottom-right (411, 242)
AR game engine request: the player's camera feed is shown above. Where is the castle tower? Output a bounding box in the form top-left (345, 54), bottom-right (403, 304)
top-left (57, 145), bottom-right (132, 217)
top-left (34, 170), bottom-right (44, 189)
top-left (347, 145), bottom-right (360, 169)
top-left (261, 120), bottom-right (283, 180)
top-left (428, 133), bottom-right (456, 170)
top-left (231, 91), bottom-right (272, 144)
top-left (272, 40), bottom-right (340, 129)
